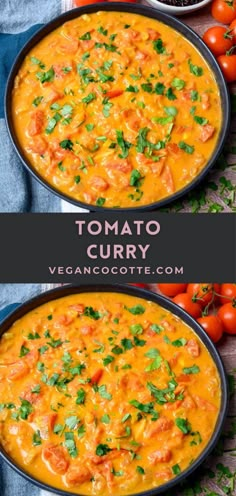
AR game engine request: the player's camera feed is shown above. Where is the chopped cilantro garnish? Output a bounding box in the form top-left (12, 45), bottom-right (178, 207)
top-left (178, 141), bottom-right (195, 154)
top-left (175, 417), bottom-right (191, 434)
top-left (183, 365), bottom-right (200, 374)
top-left (84, 306), bottom-right (101, 320)
top-left (96, 444), bottom-right (112, 456)
top-left (188, 60), bottom-right (204, 77)
top-left (32, 430), bottom-right (42, 446)
top-left (125, 304), bottom-right (145, 315)
top-left (60, 139), bottom-right (74, 151)
top-left (76, 389), bottom-right (86, 405)
top-left (153, 39), bottom-right (166, 54)
top-left (19, 345), bottom-right (30, 357)
top-left (36, 67), bottom-right (54, 83)
top-left (32, 96), bottom-right (43, 107)
top-left (101, 414), bottom-right (110, 424)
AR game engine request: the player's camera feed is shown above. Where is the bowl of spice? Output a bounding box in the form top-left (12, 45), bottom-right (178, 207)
top-left (146, 0), bottom-right (212, 16)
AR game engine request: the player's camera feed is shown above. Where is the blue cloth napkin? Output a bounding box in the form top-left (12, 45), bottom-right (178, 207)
top-left (0, 0), bottom-right (62, 212)
top-left (0, 295), bottom-right (43, 496)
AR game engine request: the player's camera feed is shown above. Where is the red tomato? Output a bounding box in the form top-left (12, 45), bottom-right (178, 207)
top-left (129, 283), bottom-right (148, 288)
top-left (218, 302), bottom-right (236, 334)
top-left (211, 0), bottom-right (236, 24)
top-left (187, 283), bottom-right (220, 308)
top-left (74, 0), bottom-right (104, 6)
top-left (220, 284), bottom-right (236, 305)
top-left (157, 283), bottom-right (188, 297)
top-left (203, 27), bottom-right (233, 57)
top-left (173, 293), bottom-right (202, 319)
top-left (229, 18), bottom-right (236, 43)
top-left (217, 54), bottom-right (236, 82)
top-left (197, 315), bottom-right (223, 343)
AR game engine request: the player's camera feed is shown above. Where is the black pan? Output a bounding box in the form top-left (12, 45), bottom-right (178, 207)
top-left (0, 284), bottom-right (229, 496)
top-left (5, 3), bottom-right (230, 211)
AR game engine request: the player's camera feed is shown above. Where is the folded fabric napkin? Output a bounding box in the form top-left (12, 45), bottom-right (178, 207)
top-left (0, 285), bottom-right (56, 496)
top-left (0, 0), bottom-right (63, 213)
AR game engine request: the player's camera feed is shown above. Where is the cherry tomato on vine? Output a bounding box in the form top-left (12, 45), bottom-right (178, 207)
top-left (74, 0), bottom-right (104, 6)
top-left (187, 283), bottom-right (220, 308)
top-left (197, 315), bottom-right (223, 343)
top-left (218, 302), bottom-right (236, 334)
top-left (203, 26), bottom-right (233, 57)
top-left (229, 18), bottom-right (236, 43)
top-left (211, 0), bottom-right (236, 24)
top-left (219, 284), bottom-right (236, 305)
top-left (157, 283), bottom-right (187, 297)
top-left (173, 293), bottom-right (201, 319)
top-left (217, 54), bottom-right (236, 82)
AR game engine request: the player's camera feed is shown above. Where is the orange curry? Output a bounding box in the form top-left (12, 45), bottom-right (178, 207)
top-left (0, 292), bottom-right (220, 494)
top-left (12, 11), bottom-right (221, 208)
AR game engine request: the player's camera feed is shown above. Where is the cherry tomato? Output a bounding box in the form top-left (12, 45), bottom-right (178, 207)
top-left (203, 27), bottom-right (233, 57)
top-left (197, 315), bottom-right (223, 343)
top-left (217, 54), bottom-right (236, 82)
top-left (211, 0), bottom-right (236, 24)
top-left (157, 283), bottom-right (187, 297)
top-left (129, 283), bottom-right (148, 288)
top-left (218, 302), bottom-right (236, 334)
top-left (229, 18), bottom-right (236, 43)
top-left (74, 0), bottom-right (104, 6)
top-left (187, 283), bottom-right (220, 308)
top-left (219, 284), bottom-right (236, 305)
top-left (173, 293), bottom-right (202, 319)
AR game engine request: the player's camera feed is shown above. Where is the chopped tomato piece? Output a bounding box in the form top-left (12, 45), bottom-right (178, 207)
top-left (65, 464), bottom-right (91, 486)
top-left (8, 360), bottom-right (29, 381)
top-left (59, 39), bottom-right (79, 54)
top-left (149, 448), bottom-right (172, 464)
top-left (25, 349), bottom-right (39, 367)
top-left (177, 373), bottom-right (191, 383)
top-left (81, 325), bottom-right (94, 335)
top-left (28, 111), bottom-right (44, 136)
top-left (199, 125), bottom-right (215, 142)
top-left (28, 136), bottom-right (48, 155)
top-left (105, 160), bottom-right (132, 173)
top-left (45, 88), bottom-right (63, 103)
top-left (186, 338), bottom-right (200, 357)
top-left (43, 443), bottom-right (69, 474)
top-left (90, 176), bottom-right (109, 192)
top-left (146, 417), bottom-right (173, 438)
top-left (54, 314), bottom-right (74, 327)
top-left (147, 29), bottom-right (161, 40)
top-left (33, 413), bottom-right (58, 439)
top-left (90, 369), bottom-right (103, 385)
top-left (69, 303), bottom-right (85, 314)
top-left (155, 468), bottom-right (172, 481)
top-left (106, 89), bottom-right (123, 99)
top-left (194, 395), bottom-right (217, 411)
top-left (161, 165), bottom-right (175, 194)
top-left (201, 93), bottom-right (210, 110)
top-left (136, 50), bottom-right (149, 61)
top-left (181, 395), bottom-right (196, 409)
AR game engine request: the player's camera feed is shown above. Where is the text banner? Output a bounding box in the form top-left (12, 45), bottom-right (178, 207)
top-left (0, 213), bottom-right (235, 282)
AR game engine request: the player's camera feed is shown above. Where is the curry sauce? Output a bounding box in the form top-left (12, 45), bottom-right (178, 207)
top-left (12, 11), bottom-right (221, 208)
top-left (0, 292), bottom-right (221, 495)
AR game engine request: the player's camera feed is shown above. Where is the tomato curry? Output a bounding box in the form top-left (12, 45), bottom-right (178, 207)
top-left (12, 11), bottom-right (221, 208)
top-left (0, 292), bottom-right (221, 494)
